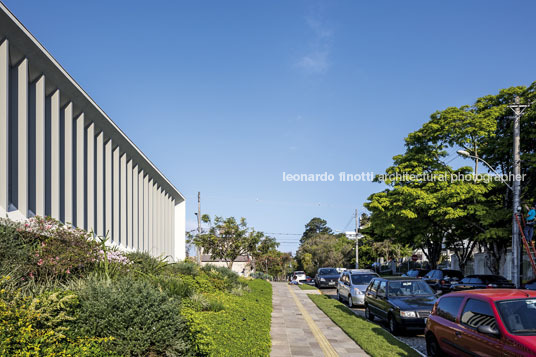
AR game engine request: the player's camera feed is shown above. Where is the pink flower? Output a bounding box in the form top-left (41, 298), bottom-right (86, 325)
top-left (37, 259), bottom-right (43, 266)
top-left (29, 272), bottom-right (34, 278)
top-left (66, 269), bottom-right (70, 274)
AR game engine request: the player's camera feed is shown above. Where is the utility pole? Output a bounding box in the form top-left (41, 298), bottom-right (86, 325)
top-left (355, 208), bottom-right (359, 269)
top-left (196, 191), bottom-right (201, 265)
top-left (508, 96), bottom-right (530, 288)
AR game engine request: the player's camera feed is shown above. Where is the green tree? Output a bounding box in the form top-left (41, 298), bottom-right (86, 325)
top-left (193, 216), bottom-right (262, 269)
top-left (300, 218), bottom-right (333, 244)
top-left (251, 235), bottom-right (279, 272)
top-left (366, 83), bottom-right (536, 274)
top-left (296, 233), bottom-right (354, 276)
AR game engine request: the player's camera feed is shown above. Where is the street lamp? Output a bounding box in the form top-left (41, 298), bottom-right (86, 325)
top-left (456, 150), bottom-right (513, 191)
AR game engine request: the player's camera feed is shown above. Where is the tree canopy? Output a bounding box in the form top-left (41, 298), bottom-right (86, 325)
top-left (365, 82), bottom-right (536, 273)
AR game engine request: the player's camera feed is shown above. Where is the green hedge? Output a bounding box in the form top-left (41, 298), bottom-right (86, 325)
top-left (183, 279), bottom-right (272, 356)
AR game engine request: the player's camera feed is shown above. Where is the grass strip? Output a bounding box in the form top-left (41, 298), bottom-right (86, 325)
top-left (298, 283), bottom-right (318, 290)
top-left (308, 294), bottom-right (420, 357)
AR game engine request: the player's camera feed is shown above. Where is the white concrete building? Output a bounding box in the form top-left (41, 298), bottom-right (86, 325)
top-left (0, 3), bottom-right (186, 260)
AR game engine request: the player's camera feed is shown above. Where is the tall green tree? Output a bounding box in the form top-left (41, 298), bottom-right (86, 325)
top-left (300, 217), bottom-right (333, 244)
top-left (366, 82), bottom-right (536, 274)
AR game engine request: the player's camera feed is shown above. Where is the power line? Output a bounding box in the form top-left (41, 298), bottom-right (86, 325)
top-left (342, 212), bottom-right (356, 231)
top-left (265, 232), bottom-right (301, 236)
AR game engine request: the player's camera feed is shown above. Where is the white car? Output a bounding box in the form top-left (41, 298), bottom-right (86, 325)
top-left (291, 271), bottom-right (307, 283)
top-left (337, 269), bottom-right (379, 307)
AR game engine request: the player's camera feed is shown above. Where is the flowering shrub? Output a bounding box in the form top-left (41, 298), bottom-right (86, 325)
top-left (98, 249), bottom-right (131, 265)
top-left (16, 216), bottom-right (100, 281)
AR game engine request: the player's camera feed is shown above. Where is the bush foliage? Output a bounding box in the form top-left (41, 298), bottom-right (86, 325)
top-left (183, 279), bottom-right (272, 356)
top-left (0, 216), bottom-right (274, 356)
top-left (70, 278), bottom-right (191, 356)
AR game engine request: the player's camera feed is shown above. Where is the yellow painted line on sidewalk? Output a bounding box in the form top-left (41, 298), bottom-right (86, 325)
top-left (287, 285), bottom-right (339, 357)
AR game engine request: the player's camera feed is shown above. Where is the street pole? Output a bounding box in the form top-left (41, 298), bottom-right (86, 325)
top-left (196, 191), bottom-right (201, 265)
top-left (508, 96), bottom-right (530, 288)
top-left (355, 208), bottom-right (359, 269)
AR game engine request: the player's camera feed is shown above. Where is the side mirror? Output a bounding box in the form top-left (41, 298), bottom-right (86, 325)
top-left (477, 325), bottom-right (500, 337)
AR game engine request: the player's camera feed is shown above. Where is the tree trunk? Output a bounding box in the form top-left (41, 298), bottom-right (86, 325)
top-left (423, 240), bottom-right (442, 270)
top-left (484, 240), bottom-right (507, 275)
top-left (227, 260), bottom-right (234, 270)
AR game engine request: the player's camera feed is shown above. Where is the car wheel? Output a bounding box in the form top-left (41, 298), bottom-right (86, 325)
top-left (426, 334), bottom-right (443, 357)
top-left (348, 295), bottom-right (354, 308)
top-left (365, 305), bottom-right (374, 321)
top-left (388, 314), bottom-right (400, 335)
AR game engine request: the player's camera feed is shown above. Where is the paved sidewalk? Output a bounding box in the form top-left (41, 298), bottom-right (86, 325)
top-left (270, 282), bottom-right (368, 357)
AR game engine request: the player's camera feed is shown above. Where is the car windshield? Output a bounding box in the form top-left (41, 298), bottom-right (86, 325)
top-left (319, 268), bottom-right (338, 275)
top-left (497, 298), bottom-right (536, 335)
top-left (294, 271), bottom-right (305, 275)
top-left (388, 280), bottom-right (435, 296)
top-left (351, 274), bottom-right (377, 285)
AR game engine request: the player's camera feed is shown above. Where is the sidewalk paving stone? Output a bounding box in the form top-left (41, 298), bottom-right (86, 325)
top-left (270, 282), bottom-right (369, 357)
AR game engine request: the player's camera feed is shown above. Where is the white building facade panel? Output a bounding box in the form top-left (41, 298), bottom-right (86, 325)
top-left (0, 4), bottom-right (185, 260)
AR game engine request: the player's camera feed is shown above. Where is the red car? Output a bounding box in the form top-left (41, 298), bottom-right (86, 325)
top-left (425, 289), bottom-right (536, 356)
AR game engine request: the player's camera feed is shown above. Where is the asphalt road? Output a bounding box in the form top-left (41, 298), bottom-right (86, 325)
top-left (321, 288), bottom-right (426, 356)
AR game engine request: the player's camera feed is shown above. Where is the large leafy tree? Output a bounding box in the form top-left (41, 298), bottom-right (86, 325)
top-left (193, 216), bottom-right (263, 269)
top-left (366, 82), bottom-right (536, 274)
top-left (296, 233), bottom-right (354, 276)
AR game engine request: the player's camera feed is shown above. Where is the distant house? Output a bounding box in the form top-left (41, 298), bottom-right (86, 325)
top-left (200, 254), bottom-right (252, 277)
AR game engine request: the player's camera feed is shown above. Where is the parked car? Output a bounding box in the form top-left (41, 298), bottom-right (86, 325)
top-left (451, 274), bottom-right (515, 291)
top-left (403, 268), bottom-right (429, 278)
top-left (291, 271), bottom-right (306, 283)
top-left (425, 289), bottom-right (536, 356)
top-left (314, 267), bottom-right (340, 288)
top-left (423, 269), bottom-right (464, 294)
top-left (524, 279), bottom-right (536, 290)
top-left (337, 269), bottom-right (379, 307)
top-left (364, 277), bottom-right (437, 334)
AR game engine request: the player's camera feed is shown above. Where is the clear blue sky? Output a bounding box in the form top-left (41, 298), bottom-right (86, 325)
top-left (4, 0), bottom-right (536, 254)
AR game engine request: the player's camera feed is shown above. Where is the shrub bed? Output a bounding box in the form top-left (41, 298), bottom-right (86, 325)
top-left (0, 217), bottom-right (274, 356)
top-left (183, 279), bottom-right (272, 356)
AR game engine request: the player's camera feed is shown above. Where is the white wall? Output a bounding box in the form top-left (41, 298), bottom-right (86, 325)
top-left (0, 4), bottom-right (186, 260)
